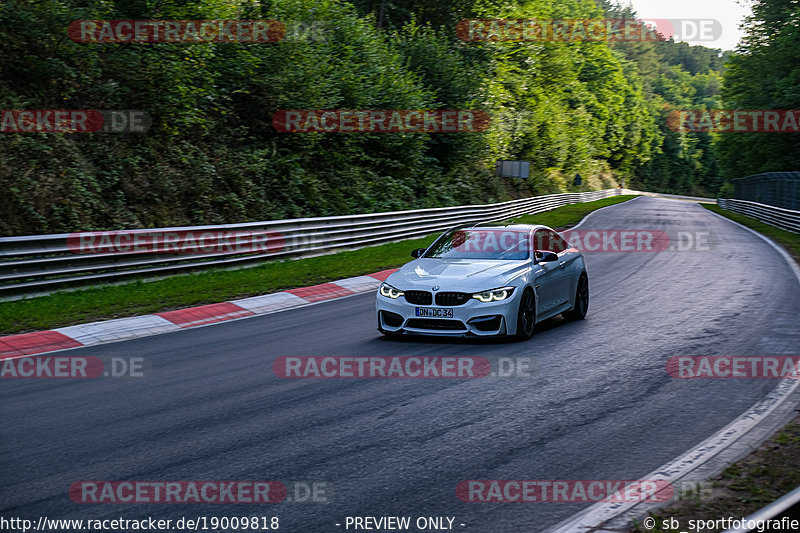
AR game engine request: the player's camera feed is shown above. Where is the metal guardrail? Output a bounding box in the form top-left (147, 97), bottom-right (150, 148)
top-left (620, 189), bottom-right (715, 203)
top-left (718, 198), bottom-right (800, 233)
top-left (733, 171), bottom-right (800, 211)
top-left (0, 189), bottom-right (621, 296)
top-left (721, 484), bottom-right (800, 533)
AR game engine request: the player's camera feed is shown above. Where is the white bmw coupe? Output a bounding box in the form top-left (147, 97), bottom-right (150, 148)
top-left (376, 223), bottom-right (588, 339)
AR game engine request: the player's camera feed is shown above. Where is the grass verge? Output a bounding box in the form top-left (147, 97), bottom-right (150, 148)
top-left (0, 195), bottom-right (637, 335)
top-left (514, 196), bottom-right (633, 228)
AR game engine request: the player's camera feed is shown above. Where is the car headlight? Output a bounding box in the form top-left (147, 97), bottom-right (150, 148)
top-left (379, 283), bottom-right (405, 299)
top-left (472, 286), bottom-right (515, 302)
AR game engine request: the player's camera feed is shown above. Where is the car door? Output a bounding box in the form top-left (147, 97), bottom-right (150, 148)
top-left (531, 229), bottom-right (566, 314)
top-left (546, 229), bottom-right (574, 308)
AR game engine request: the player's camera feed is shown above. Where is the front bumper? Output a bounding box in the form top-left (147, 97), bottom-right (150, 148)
top-left (376, 291), bottom-right (520, 337)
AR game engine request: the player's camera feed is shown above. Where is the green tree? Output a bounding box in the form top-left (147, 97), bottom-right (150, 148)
top-left (716, 0), bottom-right (800, 179)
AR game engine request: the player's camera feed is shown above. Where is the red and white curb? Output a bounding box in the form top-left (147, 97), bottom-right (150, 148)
top-left (0, 269), bottom-right (397, 360)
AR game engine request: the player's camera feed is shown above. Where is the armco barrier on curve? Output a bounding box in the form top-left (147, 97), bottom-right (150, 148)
top-left (0, 189), bottom-right (620, 297)
top-left (718, 198), bottom-right (800, 234)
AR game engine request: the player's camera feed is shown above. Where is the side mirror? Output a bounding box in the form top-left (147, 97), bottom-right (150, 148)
top-left (411, 248), bottom-right (426, 258)
top-left (535, 251), bottom-right (558, 263)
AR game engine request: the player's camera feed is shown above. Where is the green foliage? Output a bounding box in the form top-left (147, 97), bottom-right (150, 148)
top-left (591, 1), bottom-right (728, 196)
top-left (716, 0), bottom-right (800, 179)
top-left (631, 65), bottom-right (724, 195)
top-left (0, 0), bottom-right (743, 234)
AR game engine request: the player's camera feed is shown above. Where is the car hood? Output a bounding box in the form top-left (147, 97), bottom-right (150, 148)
top-left (387, 258), bottom-right (529, 292)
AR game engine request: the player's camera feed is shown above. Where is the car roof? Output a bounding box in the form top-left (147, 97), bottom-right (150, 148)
top-left (468, 223), bottom-right (548, 231)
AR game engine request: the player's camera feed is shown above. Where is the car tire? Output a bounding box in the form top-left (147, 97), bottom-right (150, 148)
top-left (515, 288), bottom-right (536, 340)
top-left (565, 273), bottom-right (589, 320)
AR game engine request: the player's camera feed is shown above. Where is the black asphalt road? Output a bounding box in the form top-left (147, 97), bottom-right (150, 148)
top-left (2, 197), bottom-right (800, 533)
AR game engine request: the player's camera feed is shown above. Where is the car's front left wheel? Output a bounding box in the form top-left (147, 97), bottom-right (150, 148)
top-left (565, 273), bottom-right (589, 320)
top-left (515, 288), bottom-right (536, 340)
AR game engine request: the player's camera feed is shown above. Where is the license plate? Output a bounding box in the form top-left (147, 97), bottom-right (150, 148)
top-left (415, 307), bottom-right (453, 318)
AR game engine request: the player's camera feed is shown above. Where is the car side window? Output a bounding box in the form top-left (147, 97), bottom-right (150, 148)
top-left (547, 230), bottom-right (568, 253)
top-left (532, 230), bottom-right (548, 252)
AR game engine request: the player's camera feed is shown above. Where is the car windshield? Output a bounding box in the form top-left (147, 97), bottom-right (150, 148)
top-left (424, 228), bottom-right (530, 260)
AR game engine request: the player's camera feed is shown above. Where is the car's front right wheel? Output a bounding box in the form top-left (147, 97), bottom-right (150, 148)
top-left (515, 288), bottom-right (536, 340)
